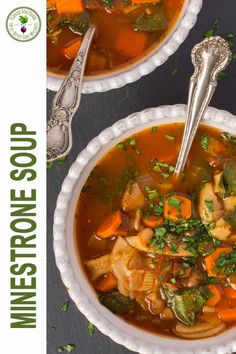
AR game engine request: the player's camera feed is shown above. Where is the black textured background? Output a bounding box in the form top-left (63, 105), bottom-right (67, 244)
top-left (47, 1), bottom-right (236, 352)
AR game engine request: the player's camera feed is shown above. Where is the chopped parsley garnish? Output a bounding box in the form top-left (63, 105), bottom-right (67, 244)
top-left (200, 134), bottom-right (209, 151)
top-left (147, 189), bottom-right (159, 200)
top-left (154, 204), bottom-right (164, 216)
top-left (102, 0), bottom-right (114, 7)
top-left (183, 262), bottom-right (190, 269)
top-left (170, 277), bottom-right (177, 284)
top-left (164, 218), bottom-right (202, 234)
top-left (203, 274), bottom-right (220, 285)
top-left (57, 156), bottom-right (67, 164)
top-left (151, 126), bottom-right (158, 133)
top-left (171, 242), bottom-right (178, 253)
top-left (226, 33), bottom-right (234, 50)
top-left (60, 301), bottom-right (69, 312)
top-left (205, 200), bottom-right (214, 212)
top-left (116, 137), bottom-right (140, 155)
top-left (47, 161), bottom-right (53, 169)
top-left (213, 251), bottom-right (236, 276)
top-left (165, 196), bottom-right (183, 211)
top-left (87, 322), bottom-right (94, 336)
top-left (218, 71), bottom-right (226, 80)
top-left (203, 29), bottom-right (214, 38)
top-left (148, 227), bottom-right (167, 252)
top-left (152, 161), bottom-right (175, 178)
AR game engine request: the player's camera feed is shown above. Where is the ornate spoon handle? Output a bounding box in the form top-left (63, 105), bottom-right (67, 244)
top-left (47, 24), bottom-right (96, 162)
top-left (175, 36), bottom-right (232, 176)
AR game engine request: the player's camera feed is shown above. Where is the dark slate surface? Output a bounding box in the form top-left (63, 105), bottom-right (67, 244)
top-left (47, 0), bottom-right (236, 352)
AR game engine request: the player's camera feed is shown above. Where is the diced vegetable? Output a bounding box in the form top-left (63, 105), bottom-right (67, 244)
top-left (97, 211), bottom-right (122, 238)
top-left (138, 228), bottom-right (154, 245)
top-left (220, 160), bottom-right (236, 197)
top-left (63, 38), bottom-right (82, 60)
top-left (116, 27), bottom-right (147, 58)
top-left (86, 254), bottom-right (111, 280)
top-left (96, 273), bottom-right (118, 292)
top-left (99, 291), bottom-right (134, 314)
top-left (224, 284), bottom-right (236, 299)
top-left (206, 284), bottom-right (221, 306)
top-left (198, 183), bottom-right (224, 223)
top-left (143, 216), bottom-right (164, 228)
top-left (134, 12), bottom-right (167, 32)
top-left (47, 0), bottom-right (56, 9)
top-left (217, 307), bottom-right (236, 322)
top-left (209, 217), bottom-right (232, 241)
top-left (164, 195), bottom-right (192, 221)
top-left (161, 285), bottom-right (210, 326)
top-left (56, 0), bottom-right (84, 14)
top-left (122, 182), bottom-right (145, 211)
top-left (204, 247), bottom-right (232, 277)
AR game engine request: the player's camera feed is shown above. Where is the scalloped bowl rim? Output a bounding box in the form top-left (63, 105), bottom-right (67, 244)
top-left (53, 104), bottom-right (236, 354)
top-left (47, 0), bottom-right (203, 93)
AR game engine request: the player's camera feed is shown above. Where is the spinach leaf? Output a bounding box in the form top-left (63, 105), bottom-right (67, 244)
top-left (161, 286), bottom-right (210, 326)
top-left (220, 160), bottom-right (236, 197)
top-left (99, 292), bottom-right (134, 314)
top-left (68, 11), bottom-right (90, 35)
top-left (134, 13), bottom-right (167, 32)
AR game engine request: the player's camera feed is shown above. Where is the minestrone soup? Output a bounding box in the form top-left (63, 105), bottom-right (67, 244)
top-left (75, 123), bottom-right (236, 339)
top-left (47, 0), bottom-right (184, 76)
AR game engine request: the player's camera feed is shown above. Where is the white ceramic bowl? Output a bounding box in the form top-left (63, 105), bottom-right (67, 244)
top-left (54, 104), bottom-right (236, 354)
top-left (48, 0), bottom-right (202, 93)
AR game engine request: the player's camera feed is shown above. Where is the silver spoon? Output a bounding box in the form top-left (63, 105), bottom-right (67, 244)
top-left (47, 24), bottom-right (96, 162)
top-left (174, 36), bottom-right (232, 176)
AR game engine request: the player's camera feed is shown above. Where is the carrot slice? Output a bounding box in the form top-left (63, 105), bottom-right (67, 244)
top-left (97, 211), bottom-right (122, 238)
top-left (204, 247), bottom-right (232, 277)
top-left (116, 27), bottom-right (147, 58)
top-left (224, 285), bottom-right (236, 299)
top-left (96, 273), bottom-right (117, 292)
top-left (164, 195), bottom-right (191, 221)
top-left (63, 38), bottom-right (82, 60)
top-left (217, 307), bottom-right (236, 322)
top-left (206, 284), bottom-right (221, 306)
top-left (143, 216), bottom-right (164, 228)
top-left (56, 0), bottom-right (83, 15)
top-left (47, 0), bottom-right (56, 8)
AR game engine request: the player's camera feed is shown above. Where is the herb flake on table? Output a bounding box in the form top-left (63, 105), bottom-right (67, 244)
top-left (171, 68), bottom-right (178, 76)
top-left (87, 322), bottom-right (94, 336)
top-left (203, 29), bottom-right (214, 38)
top-left (57, 344), bottom-right (77, 353)
top-left (60, 301), bottom-right (69, 312)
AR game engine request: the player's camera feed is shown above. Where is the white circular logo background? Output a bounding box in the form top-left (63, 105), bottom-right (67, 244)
top-left (6, 7), bottom-right (41, 42)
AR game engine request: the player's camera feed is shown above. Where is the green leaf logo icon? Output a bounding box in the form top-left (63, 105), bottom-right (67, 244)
top-left (19, 15), bottom-right (28, 24)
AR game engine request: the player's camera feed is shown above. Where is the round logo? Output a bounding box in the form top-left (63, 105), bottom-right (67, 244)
top-left (6, 7), bottom-right (41, 42)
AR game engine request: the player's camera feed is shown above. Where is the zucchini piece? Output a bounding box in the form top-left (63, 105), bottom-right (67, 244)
top-left (99, 291), bottom-right (134, 314)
